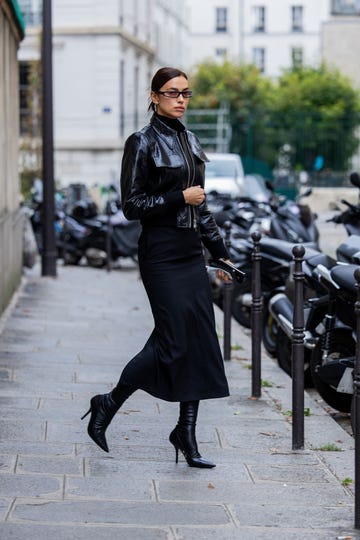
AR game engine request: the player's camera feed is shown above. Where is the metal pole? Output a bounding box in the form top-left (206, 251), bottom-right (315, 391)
top-left (291, 244), bottom-right (305, 450)
top-left (106, 200), bottom-right (112, 273)
top-left (41, 0), bottom-right (57, 276)
top-left (354, 268), bottom-right (360, 528)
top-left (251, 231), bottom-right (262, 398)
top-left (222, 221), bottom-right (232, 361)
top-left (61, 216), bottom-right (68, 265)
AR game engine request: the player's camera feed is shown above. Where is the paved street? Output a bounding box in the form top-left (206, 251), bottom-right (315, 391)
top-left (0, 254), bottom-right (359, 539)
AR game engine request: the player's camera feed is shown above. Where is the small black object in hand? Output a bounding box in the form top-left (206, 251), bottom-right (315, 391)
top-left (209, 259), bottom-right (246, 284)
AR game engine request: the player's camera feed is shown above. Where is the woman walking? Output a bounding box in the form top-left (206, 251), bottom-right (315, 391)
top-left (82, 67), bottom-right (231, 468)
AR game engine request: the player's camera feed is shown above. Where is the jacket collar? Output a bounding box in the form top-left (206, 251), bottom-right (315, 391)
top-left (150, 114), bottom-right (182, 150)
top-left (149, 114), bottom-right (209, 162)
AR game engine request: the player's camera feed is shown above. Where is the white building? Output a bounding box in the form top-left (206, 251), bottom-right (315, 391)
top-left (188, 0), bottom-right (329, 77)
top-left (322, 0), bottom-right (360, 88)
top-left (18, 0), bottom-right (190, 187)
top-left (17, 0), bottom-right (360, 187)
top-left (0, 0), bottom-right (24, 314)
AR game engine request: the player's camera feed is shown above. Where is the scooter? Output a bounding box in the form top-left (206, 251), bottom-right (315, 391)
top-left (326, 171), bottom-right (360, 238)
top-left (224, 236), bottom-right (321, 341)
top-left (209, 184), bottom-right (320, 328)
top-left (210, 183), bottom-right (319, 247)
top-left (309, 262), bottom-right (358, 413)
top-left (240, 171), bottom-right (360, 356)
top-left (268, 250), bottom-right (336, 383)
top-left (265, 184), bottom-right (320, 247)
top-left (59, 200), bottom-right (140, 267)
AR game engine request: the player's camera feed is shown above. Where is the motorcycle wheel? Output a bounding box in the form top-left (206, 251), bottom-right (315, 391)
top-left (63, 252), bottom-right (82, 265)
top-left (310, 328), bottom-right (354, 413)
top-left (262, 309), bottom-right (278, 358)
top-left (86, 255), bottom-right (107, 268)
top-left (276, 328), bottom-right (313, 387)
top-left (231, 280), bottom-right (251, 329)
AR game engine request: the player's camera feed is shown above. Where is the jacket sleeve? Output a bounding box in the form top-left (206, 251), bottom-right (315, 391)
top-left (198, 199), bottom-right (229, 260)
top-left (120, 132), bottom-right (185, 221)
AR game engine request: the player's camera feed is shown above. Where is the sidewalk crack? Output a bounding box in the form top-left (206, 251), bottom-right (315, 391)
top-left (151, 479), bottom-right (159, 502)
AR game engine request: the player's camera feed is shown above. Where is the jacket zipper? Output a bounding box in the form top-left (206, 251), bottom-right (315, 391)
top-left (179, 132), bottom-right (196, 228)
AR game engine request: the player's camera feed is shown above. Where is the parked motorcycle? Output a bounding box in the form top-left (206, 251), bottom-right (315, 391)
top-left (208, 180), bottom-right (320, 332)
top-left (27, 178), bottom-right (66, 256)
top-left (309, 262), bottom-right (358, 412)
top-left (265, 183), bottom-right (320, 247)
top-left (326, 171), bottom-right (360, 238)
top-left (268, 250), bottom-right (336, 383)
top-left (267, 189), bottom-right (360, 380)
top-left (209, 181), bottom-right (319, 247)
top-left (60, 200), bottom-right (140, 267)
top-left (224, 236), bottom-right (321, 344)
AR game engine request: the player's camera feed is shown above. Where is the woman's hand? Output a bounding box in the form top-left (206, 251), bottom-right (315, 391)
top-left (216, 259), bottom-right (233, 282)
top-left (183, 185), bottom-right (205, 206)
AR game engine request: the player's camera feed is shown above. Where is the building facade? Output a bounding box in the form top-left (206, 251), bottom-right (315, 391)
top-left (322, 0), bottom-right (360, 88)
top-left (188, 0), bottom-right (329, 77)
top-left (17, 1), bottom-right (360, 189)
top-left (0, 0), bottom-right (24, 314)
top-left (18, 0), bottom-right (190, 187)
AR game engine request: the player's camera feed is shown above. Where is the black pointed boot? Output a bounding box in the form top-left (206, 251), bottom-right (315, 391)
top-left (81, 383), bottom-right (134, 453)
top-left (169, 400), bottom-right (216, 468)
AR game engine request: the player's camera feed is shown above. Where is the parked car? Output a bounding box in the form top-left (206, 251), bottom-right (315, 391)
top-left (205, 153), bottom-right (270, 202)
top-left (205, 153), bottom-right (245, 198)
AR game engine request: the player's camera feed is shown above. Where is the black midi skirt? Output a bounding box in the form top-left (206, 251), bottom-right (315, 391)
top-left (119, 226), bottom-right (230, 402)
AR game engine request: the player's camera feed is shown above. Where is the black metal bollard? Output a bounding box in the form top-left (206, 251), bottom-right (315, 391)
top-left (291, 244), bottom-right (305, 450)
top-left (222, 221), bottom-right (232, 361)
top-left (61, 217), bottom-right (68, 265)
top-left (354, 268), bottom-right (360, 528)
top-left (251, 230), bottom-right (262, 398)
top-left (105, 200), bottom-right (113, 273)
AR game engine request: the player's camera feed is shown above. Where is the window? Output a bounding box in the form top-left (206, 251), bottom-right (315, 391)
top-left (331, 0), bottom-right (360, 14)
top-left (253, 6), bottom-right (266, 32)
top-left (291, 47), bottom-right (303, 68)
top-left (291, 6), bottom-right (303, 32)
top-left (252, 48), bottom-right (265, 73)
top-left (19, 61), bottom-right (41, 137)
top-left (215, 48), bottom-right (227, 59)
top-left (18, 0), bottom-right (41, 26)
top-left (215, 7), bottom-right (228, 33)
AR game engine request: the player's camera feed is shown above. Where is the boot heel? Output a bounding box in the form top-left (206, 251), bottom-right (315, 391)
top-left (81, 407), bottom-right (91, 420)
top-left (169, 430), bottom-right (179, 463)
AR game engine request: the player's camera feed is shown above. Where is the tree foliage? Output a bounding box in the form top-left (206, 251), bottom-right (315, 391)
top-left (189, 60), bottom-right (272, 112)
top-left (188, 61), bottom-right (360, 173)
top-left (271, 65), bottom-right (360, 170)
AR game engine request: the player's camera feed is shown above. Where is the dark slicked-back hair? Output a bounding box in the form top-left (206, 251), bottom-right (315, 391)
top-left (148, 67), bottom-right (188, 112)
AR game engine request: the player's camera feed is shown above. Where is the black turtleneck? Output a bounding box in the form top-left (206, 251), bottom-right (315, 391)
top-left (156, 114), bottom-right (186, 132)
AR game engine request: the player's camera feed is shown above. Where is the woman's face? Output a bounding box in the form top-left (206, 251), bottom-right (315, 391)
top-left (151, 76), bottom-right (191, 119)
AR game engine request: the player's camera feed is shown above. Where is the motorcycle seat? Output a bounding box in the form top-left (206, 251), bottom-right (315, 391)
top-left (259, 238), bottom-right (319, 262)
top-left (307, 253), bottom-right (336, 271)
top-left (336, 234), bottom-right (360, 264)
top-left (330, 263), bottom-right (359, 292)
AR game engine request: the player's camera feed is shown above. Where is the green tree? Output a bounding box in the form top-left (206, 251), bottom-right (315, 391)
top-left (271, 64), bottom-right (360, 171)
top-left (188, 61), bottom-right (274, 173)
top-left (189, 61), bottom-right (360, 173)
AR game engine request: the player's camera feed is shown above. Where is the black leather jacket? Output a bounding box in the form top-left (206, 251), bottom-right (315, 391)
top-left (120, 114), bottom-right (228, 259)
